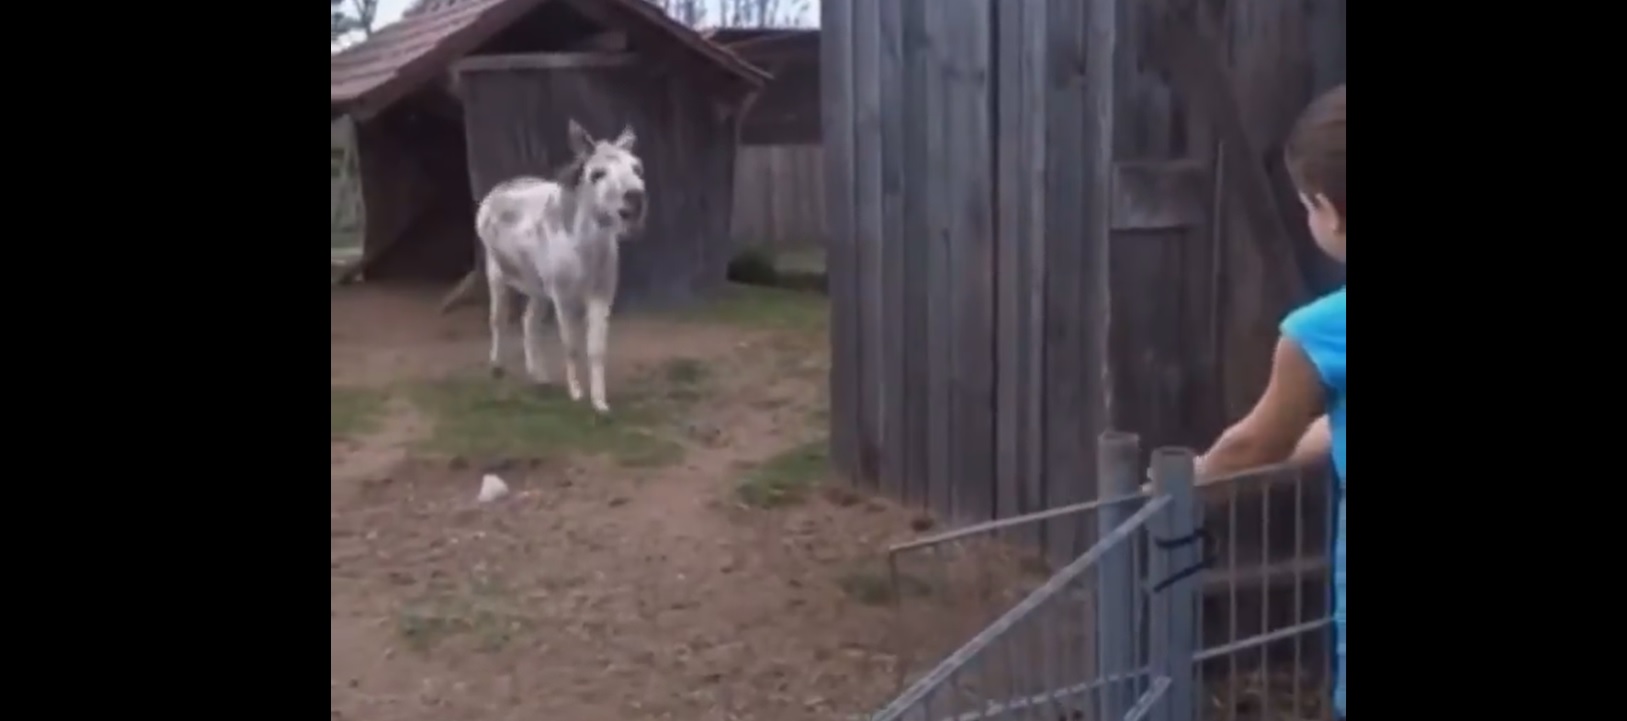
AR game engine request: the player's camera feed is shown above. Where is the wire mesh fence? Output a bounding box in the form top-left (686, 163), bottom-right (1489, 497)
top-left (869, 432), bottom-right (1336, 721)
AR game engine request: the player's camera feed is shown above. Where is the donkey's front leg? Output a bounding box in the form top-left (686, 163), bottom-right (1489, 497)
top-left (585, 298), bottom-right (613, 414)
top-left (552, 298), bottom-right (585, 403)
top-left (521, 296), bottom-right (551, 385)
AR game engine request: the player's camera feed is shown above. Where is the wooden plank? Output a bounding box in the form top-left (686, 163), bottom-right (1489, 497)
top-left (1109, 160), bottom-right (1209, 231)
top-left (1041, 0), bottom-right (1088, 564)
top-left (1020, 0), bottom-right (1050, 549)
top-left (921, 0), bottom-right (953, 522)
top-left (1102, 1), bottom-right (1217, 453)
top-left (853, 0), bottom-right (885, 491)
top-left (937, 2), bottom-right (964, 522)
top-left (821, 0), bottom-right (861, 482)
top-left (992, 0), bottom-right (1025, 533)
top-left (948, 0), bottom-right (996, 523)
top-left (1144, 0), bottom-right (1307, 303)
top-left (453, 53), bottom-right (639, 74)
top-left (900, 0), bottom-right (932, 508)
top-left (878, 0), bottom-right (909, 500)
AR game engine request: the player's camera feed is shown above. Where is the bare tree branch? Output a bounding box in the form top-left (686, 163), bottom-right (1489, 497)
top-left (347, 0), bottom-right (380, 37)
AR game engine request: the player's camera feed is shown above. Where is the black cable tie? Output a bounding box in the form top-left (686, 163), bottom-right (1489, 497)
top-left (1153, 526), bottom-right (1210, 550)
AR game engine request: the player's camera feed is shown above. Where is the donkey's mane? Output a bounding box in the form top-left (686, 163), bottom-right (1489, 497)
top-left (534, 154), bottom-right (584, 231)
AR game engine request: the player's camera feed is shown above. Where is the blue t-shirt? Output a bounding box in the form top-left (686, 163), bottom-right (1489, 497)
top-left (1281, 287), bottom-right (1346, 718)
top-left (1282, 288), bottom-right (1346, 480)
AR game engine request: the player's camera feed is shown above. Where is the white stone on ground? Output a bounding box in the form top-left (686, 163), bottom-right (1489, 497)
top-left (477, 474), bottom-right (510, 503)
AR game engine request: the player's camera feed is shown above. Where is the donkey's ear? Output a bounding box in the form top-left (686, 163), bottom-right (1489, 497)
top-left (567, 119), bottom-right (594, 156)
top-left (612, 125), bottom-right (637, 152)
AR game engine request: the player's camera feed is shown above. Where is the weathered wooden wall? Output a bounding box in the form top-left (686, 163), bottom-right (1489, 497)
top-left (823, 0), bottom-right (1346, 562)
top-left (458, 53), bottom-right (741, 308)
top-left (730, 144), bottom-right (825, 249)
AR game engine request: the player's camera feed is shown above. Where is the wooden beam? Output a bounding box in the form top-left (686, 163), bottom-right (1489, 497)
top-left (567, 30), bottom-right (628, 52)
top-left (454, 52), bottom-right (638, 74)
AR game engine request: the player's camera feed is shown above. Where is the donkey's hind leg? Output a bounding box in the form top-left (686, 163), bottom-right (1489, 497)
top-left (486, 270), bottom-right (510, 378)
top-left (521, 295), bottom-right (552, 385)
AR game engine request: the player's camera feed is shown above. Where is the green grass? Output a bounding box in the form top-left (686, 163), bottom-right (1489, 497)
top-left (735, 438), bottom-right (830, 508)
top-left (331, 387), bottom-right (388, 439)
top-left (836, 566), bottom-right (935, 606)
top-left (407, 359), bottom-right (713, 467)
top-left (678, 284), bottom-right (828, 335)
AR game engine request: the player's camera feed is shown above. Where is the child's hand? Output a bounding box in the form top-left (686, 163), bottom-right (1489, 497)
top-left (1141, 455), bottom-right (1206, 494)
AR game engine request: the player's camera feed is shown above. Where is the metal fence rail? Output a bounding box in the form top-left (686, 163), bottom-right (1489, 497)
top-left (871, 432), bottom-right (1335, 721)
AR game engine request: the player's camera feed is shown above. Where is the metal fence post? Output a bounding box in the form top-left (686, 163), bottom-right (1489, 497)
top-left (1095, 431), bottom-right (1141, 720)
top-left (1149, 447), bottom-right (1200, 721)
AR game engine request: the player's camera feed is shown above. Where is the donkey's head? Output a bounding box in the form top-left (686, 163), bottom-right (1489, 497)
top-left (566, 119), bottom-right (646, 237)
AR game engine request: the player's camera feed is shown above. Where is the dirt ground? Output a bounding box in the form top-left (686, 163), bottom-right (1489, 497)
top-left (330, 283), bottom-right (1044, 721)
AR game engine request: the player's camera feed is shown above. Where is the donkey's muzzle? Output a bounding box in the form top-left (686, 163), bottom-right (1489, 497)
top-left (619, 189), bottom-right (645, 221)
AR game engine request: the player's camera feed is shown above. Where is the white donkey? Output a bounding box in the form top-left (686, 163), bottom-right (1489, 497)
top-left (475, 119), bottom-right (646, 414)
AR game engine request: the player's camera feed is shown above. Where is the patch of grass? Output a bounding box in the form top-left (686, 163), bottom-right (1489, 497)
top-left (736, 439), bottom-right (830, 508)
top-left (654, 357), bottom-right (711, 405)
top-left (409, 376), bottom-right (683, 468)
top-left (331, 386), bottom-right (388, 439)
top-left (680, 284), bottom-right (828, 334)
top-left (396, 576), bottom-right (530, 653)
top-left (837, 566), bottom-right (935, 606)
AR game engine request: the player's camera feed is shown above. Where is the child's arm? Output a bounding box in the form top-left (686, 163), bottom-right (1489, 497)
top-left (1288, 415), bottom-right (1332, 468)
top-left (1195, 336), bottom-right (1326, 483)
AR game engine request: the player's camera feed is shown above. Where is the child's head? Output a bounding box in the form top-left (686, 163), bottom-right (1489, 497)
top-left (1285, 84), bottom-right (1346, 262)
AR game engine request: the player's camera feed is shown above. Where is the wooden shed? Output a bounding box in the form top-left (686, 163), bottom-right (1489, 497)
top-left (329, 0), bottom-right (768, 307)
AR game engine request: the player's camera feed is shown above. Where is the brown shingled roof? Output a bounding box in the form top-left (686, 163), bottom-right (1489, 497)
top-left (331, 0), bottom-right (769, 119)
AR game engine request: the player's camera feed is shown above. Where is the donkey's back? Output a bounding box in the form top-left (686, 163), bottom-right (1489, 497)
top-left (476, 176), bottom-right (558, 248)
top-left (476, 176), bottom-right (570, 294)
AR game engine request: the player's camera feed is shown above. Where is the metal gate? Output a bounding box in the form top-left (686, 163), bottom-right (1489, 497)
top-left (869, 433), bottom-right (1334, 721)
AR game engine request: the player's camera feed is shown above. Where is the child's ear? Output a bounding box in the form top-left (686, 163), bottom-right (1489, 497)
top-left (1312, 193), bottom-right (1345, 233)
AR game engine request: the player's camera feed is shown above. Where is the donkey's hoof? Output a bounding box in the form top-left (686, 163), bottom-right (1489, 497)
top-left (489, 365), bottom-right (506, 379)
top-left (592, 400), bottom-right (611, 415)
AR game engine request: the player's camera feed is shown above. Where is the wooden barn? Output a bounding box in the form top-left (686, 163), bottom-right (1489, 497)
top-left (329, 0), bottom-right (768, 307)
top-left (821, 0), bottom-right (1346, 545)
top-left (824, 0), bottom-right (1347, 695)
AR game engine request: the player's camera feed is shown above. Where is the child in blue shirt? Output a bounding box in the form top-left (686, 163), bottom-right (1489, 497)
top-left (1193, 84), bottom-right (1346, 718)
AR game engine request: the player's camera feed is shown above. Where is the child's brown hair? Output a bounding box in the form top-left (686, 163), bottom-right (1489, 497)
top-left (1284, 84), bottom-right (1346, 222)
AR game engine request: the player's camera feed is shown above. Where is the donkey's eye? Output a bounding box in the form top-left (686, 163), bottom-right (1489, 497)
top-left (631, 162), bottom-right (643, 177)
top-left (588, 169), bottom-right (606, 183)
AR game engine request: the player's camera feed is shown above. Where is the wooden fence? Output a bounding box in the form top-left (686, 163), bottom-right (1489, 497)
top-left (730, 144), bottom-right (825, 249)
top-left (822, 0), bottom-right (1345, 562)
